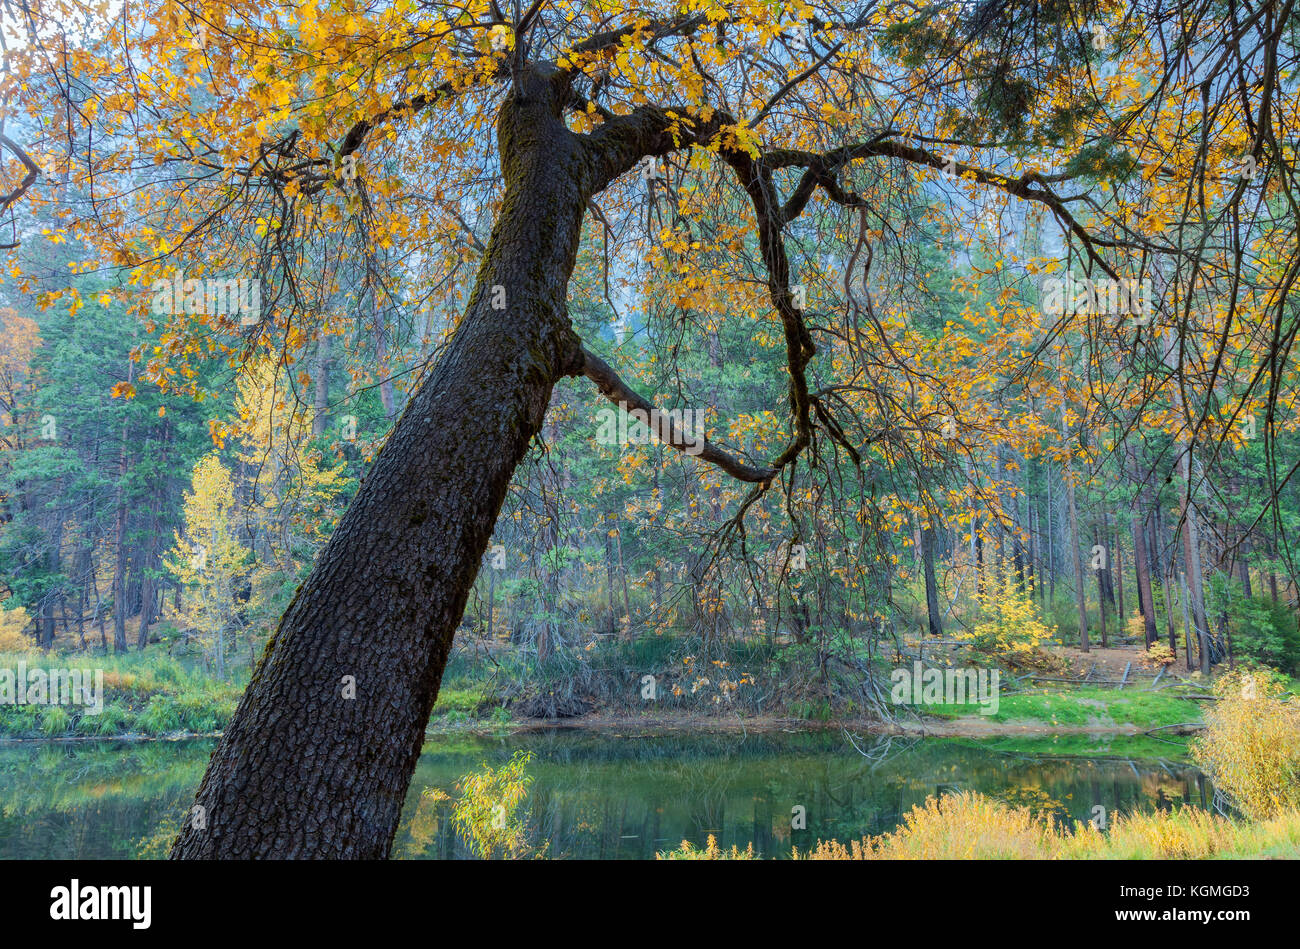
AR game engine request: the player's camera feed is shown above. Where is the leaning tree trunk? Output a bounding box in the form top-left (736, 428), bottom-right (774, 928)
top-left (172, 71), bottom-right (618, 858)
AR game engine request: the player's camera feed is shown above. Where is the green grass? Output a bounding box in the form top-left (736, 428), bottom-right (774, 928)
top-left (0, 649), bottom-right (244, 738)
top-left (924, 686), bottom-right (1203, 729)
top-left (957, 733), bottom-right (1195, 761)
top-left (40, 705), bottom-right (71, 737)
top-left (0, 647), bottom-right (508, 738)
top-left (430, 687), bottom-right (487, 717)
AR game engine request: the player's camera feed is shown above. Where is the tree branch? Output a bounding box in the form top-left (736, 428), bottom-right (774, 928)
top-left (580, 347), bottom-right (776, 484)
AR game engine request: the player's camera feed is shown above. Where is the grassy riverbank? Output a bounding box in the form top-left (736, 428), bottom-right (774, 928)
top-left (0, 650), bottom-right (241, 738)
top-left (924, 685), bottom-right (1204, 729)
top-left (0, 643), bottom-right (1214, 741)
top-left (0, 649), bottom-right (518, 739)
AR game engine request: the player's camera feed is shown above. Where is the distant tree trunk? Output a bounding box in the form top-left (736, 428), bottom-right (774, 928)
top-left (1045, 471), bottom-right (1055, 602)
top-left (215, 616), bottom-right (225, 679)
top-left (1065, 468), bottom-right (1089, 652)
top-left (922, 524), bottom-right (943, 637)
top-left (651, 458), bottom-right (664, 608)
top-left (364, 263), bottom-right (399, 422)
top-left (1113, 524), bottom-right (1125, 621)
top-left (1162, 560), bottom-right (1178, 659)
top-left (1236, 517), bottom-right (1253, 598)
top-left (1003, 450), bottom-right (1025, 585)
top-left (74, 546), bottom-right (90, 649)
top-left (1026, 482), bottom-right (1039, 597)
top-left (614, 528), bottom-right (633, 639)
top-left (38, 594), bottom-right (55, 649)
top-left (1093, 524), bottom-right (1109, 648)
top-left (1130, 509), bottom-right (1157, 647)
top-left (111, 418), bottom-right (132, 654)
top-left (602, 526), bottom-right (618, 635)
top-left (485, 560), bottom-right (497, 638)
top-left (1097, 520), bottom-right (1116, 611)
top-left (36, 500), bottom-right (65, 649)
top-left (91, 562), bottom-right (108, 651)
top-left (1180, 448), bottom-right (1211, 675)
top-left (137, 574), bottom-right (154, 649)
top-left (311, 334), bottom-right (332, 437)
top-left (537, 417), bottom-right (563, 665)
top-left (137, 440), bottom-right (166, 649)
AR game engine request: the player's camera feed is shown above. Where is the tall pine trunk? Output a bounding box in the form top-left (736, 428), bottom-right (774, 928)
top-left (922, 523), bottom-right (943, 637)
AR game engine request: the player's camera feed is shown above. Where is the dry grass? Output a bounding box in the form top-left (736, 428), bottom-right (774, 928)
top-left (657, 791), bottom-right (1300, 860)
top-left (657, 834), bottom-right (756, 860)
top-left (799, 792), bottom-right (1056, 859)
top-left (792, 792), bottom-right (1300, 860)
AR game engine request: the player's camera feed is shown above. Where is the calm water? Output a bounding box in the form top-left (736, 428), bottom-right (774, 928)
top-left (0, 729), bottom-right (1210, 859)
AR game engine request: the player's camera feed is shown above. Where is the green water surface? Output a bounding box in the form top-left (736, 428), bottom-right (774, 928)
top-left (0, 728), bottom-right (1209, 859)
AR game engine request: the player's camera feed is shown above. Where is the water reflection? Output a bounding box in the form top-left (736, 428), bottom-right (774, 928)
top-left (0, 730), bottom-right (1210, 860)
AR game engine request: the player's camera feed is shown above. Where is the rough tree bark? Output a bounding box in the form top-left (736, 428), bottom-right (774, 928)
top-left (172, 67), bottom-right (658, 858)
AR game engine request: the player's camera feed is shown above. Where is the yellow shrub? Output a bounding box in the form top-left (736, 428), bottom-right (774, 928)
top-left (1192, 669), bottom-right (1300, 820)
top-left (449, 751), bottom-right (543, 859)
top-left (798, 792), bottom-right (1057, 859)
top-left (657, 834), bottom-right (756, 860)
top-left (959, 560), bottom-right (1056, 660)
top-left (1138, 642), bottom-right (1175, 670)
top-left (102, 671), bottom-right (139, 690)
top-left (0, 600), bottom-right (32, 652)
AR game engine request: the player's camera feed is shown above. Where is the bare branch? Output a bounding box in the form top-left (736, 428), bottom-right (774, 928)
top-left (580, 347), bottom-right (776, 484)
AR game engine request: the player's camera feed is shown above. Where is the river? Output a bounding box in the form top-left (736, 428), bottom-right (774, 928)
top-left (0, 728), bottom-right (1209, 859)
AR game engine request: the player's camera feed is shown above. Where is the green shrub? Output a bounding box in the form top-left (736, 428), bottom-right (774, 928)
top-left (82, 704), bottom-right (130, 736)
top-left (172, 696), bottom-right (228, 732)
top-left (790, 698), bottom-right (833, 721)
top-left (432, 688), bottom-right (485, 716)
top-left (0, 703), bottom-right (43, 736)
top-left (40, 705), bottom-right (71, 737)
top-left (137, 696), bottom-right (182, 735)
top-left (1208, 577), bottom-right (1300, 673)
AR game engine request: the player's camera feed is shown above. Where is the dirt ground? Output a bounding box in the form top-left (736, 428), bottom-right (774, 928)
top-left (1048, 643), bottom-right (1199, 685)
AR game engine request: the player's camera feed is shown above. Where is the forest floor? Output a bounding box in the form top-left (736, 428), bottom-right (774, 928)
top-left (480, 638), bottom-right (1211, 741)
top-left (1051, 642), bottom-right (1188, 681)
